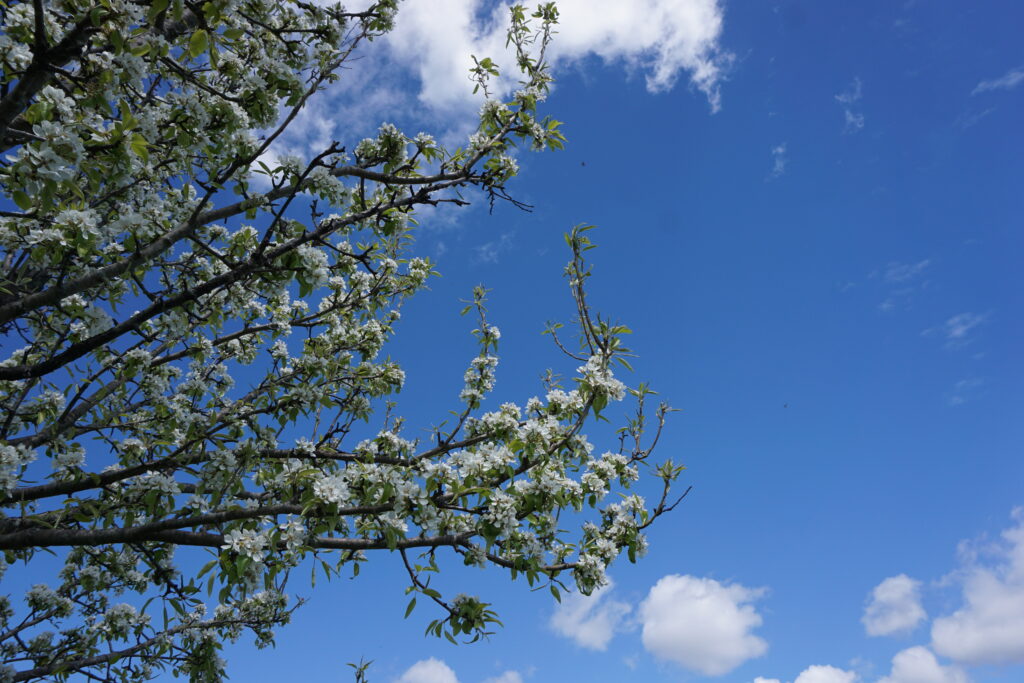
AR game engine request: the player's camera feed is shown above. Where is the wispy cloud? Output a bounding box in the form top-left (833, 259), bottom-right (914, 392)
top-left (940, 312), bottom-right (988, 346)
top-left (878, 289), bottom-right (911, 313)
top-left (835, 77), bottom-right (863, 105)
top-left (972, 65), bottom-right (1024, 95)
top-left (947, 376), bottom-right (984, 406)
top-left (873, 259), bottom-right (930, 313)
top-left (843, 109), bottom-right (865, 133)
top-left (474, 232), bottom-right (515, 264)
top-left (955, 107), bottom-right (996, 130)
top-left (835, 77), bottom-right (865, 133)
top-left (482, 672), bottom-right (524, 683)
top-left (767, 143), bottom-right (788, 180)
top-left (884, 259), bottom-right (930, 283)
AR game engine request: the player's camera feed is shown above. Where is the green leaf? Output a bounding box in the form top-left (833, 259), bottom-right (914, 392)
top-left (148, 0), bottom-right (169, 21)
top-left (188, 29), bottom-right (209, 58)
top-left (130, 133), bottom-right (150, 162)
top-left (404, 597), bottom-right (416, 618)
top-left (11, 191), bottom-right (32, 211)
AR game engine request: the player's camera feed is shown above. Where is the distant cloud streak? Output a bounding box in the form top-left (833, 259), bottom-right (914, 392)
top-left (884, 259), bottom-right (930, 283)
top-left (972, 66), bottom-right (1024, 95)
top-left (943, 312), bottom-right (987, 343)
top-left (874, 259), bottom-right (930, 313)
top-left (768, 143), bottom-right (788, 180)
top-left (835, 77), bottom-right (865, 133)
top-left (474, 232), bottom-right (515, 264)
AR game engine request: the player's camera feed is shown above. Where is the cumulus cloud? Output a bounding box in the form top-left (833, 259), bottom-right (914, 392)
top-left (396, 658), bottom-right (459, 683)
top-left (547, 0), bottom-right (732, 108)
top-left (793, 665), bottom-right (858, 683)
top-left (753, 665), bottom-right (858, 683)
top-left (876, 647), bottom-right (969, 683)
top-left (638, 574), bottom-right (767, 676)
top-left (387, 0), bottom-right (732, 113)
top-left (972, 66), bottom-right (1024, 95)
top-left (863, 575), bottom-right (927, 637)
top-left (549, 579), bottom-right (631, 650)
top-left (931, 510), bottom-right (1024, 664)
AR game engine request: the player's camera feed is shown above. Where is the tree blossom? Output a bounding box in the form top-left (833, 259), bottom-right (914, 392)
top-left (0, 3), bottom-right (682, 681)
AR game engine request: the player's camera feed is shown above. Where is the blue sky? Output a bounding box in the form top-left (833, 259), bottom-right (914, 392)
top-left (222, 1), bottom-right (1024, 682)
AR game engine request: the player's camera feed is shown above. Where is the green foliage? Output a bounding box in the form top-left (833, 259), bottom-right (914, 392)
top-left (0, 2), bottom-right (682, 681)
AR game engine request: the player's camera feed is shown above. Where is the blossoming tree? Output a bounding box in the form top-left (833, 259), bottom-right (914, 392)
top-left (0, 1), bottom-right (685, 680)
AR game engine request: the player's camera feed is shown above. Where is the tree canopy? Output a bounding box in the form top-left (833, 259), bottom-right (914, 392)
top-left (0, 1), bottom-right (684, 680)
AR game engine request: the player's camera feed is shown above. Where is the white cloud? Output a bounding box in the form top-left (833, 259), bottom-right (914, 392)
top-left (931, 510), bottom-right (1024, 664)
top-left (474, 231), bottom-right (516, 264)
top-left (260, 1), bottom-right (732, 182)
top-left (793, 665), bottom-right (858, 683)
top-left (942, 312), bottom-right (987, 344)
top-left (482, 672), bottom-right (523, 683)
top-left (386, 1), bottom-right (510, 113)
top-left (883, 260), bottom-right (930, 284)
top-left (768, 143), bottom-right (787, 180)
top-left (972, 66), bottom-right (1024, 95)
top-left (955, 107), bottom-right (995, 130)
top-left (387, 0), bottom-right (732, 114)
top-left (946, 377), bottom-right (984, 407)
top-left (863, 574), bottom-right (927, 637)
top-left (843, 109), bottom-right (865, 132)
top-left (548, 0), bottom-right (732, 110)
top-left (835, 77), bottom-right (863, 105)
top-left (876, 647), bottom-right (969, 683)
top-left (396, 658), bottom-right (459, 683)
top-left (549, 579), bottom-right (631, 651)
top-left (753, 665), bottom-right (857, 683)
top-left (835, 78), bottom-right (864, 133)
top-left (639, 574), bottom-right (768, 676)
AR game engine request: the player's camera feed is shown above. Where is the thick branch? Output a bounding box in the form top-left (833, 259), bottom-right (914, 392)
top-left (0, 502), bottom-right (393, 550)
top-left (0, 20), bottom-right (96, 142)
top-left (0, 176), bottom-right (474, 380)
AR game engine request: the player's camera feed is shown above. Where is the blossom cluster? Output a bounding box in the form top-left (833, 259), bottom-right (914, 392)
top-left (0, 2), bottom-right (676, 679)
